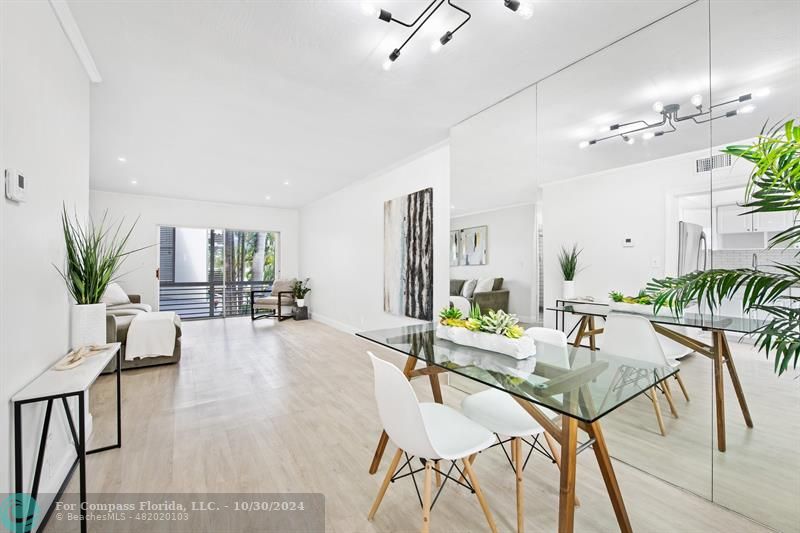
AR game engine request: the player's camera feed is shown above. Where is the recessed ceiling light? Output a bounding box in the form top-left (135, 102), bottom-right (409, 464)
top-left (578, 141), bottom-right (590, 149)
top-left (265, 195), bottom-right (271, 200)
top-left (283, 181), bottom-right (290, 186)
top-left (450, 205), bottom-right (455, 209)
top-left (118, 156), bottom-right (127, 163)
top-left (130, 180), bottom-right (137, 185)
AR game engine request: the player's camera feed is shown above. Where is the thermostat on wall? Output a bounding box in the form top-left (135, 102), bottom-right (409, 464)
top-left (5, 169), bottom-right (26, 202)
top-left (622, 237), bottom-right (635, 248)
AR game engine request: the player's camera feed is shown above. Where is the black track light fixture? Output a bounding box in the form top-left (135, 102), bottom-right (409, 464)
top-left (366, 0), bottom-right (532, 69)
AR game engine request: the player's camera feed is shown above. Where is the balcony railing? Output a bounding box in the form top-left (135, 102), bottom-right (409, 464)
top-left (159, 280), bottom-right (273, 319)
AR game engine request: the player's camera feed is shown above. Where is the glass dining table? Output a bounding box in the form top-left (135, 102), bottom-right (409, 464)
top-left (550, 300), bottom-right (765, 452)
top-left (358, 322), bottom-right (677, 533)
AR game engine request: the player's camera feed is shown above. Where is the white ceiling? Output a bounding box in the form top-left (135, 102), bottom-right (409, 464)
top-left (70, 0), bottom-right (692, 208)
top-left (449, 0), bottom-right (800, 216)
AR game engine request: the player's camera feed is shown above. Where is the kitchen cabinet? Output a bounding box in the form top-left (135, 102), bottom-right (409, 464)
top-left (716, 204), bottom-right (791, 234)
top-left (717, 204), bottom-right (753, 233)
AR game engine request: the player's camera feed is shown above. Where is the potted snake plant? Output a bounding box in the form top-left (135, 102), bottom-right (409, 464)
top-left (56, 206), bottom-right (144, 349)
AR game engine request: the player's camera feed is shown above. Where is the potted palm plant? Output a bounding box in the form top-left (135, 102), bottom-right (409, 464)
top-left (57, 206), bottom-right (143, 349)
top-left (648, 119), bottom-right (799, 375)
top-left (558, 244), bottom-right (582, 299)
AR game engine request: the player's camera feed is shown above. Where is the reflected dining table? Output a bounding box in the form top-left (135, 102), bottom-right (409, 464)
top-left (550, 301), bottom-right (765, 452)
top-left (358, 323), bottom-right (677, 533)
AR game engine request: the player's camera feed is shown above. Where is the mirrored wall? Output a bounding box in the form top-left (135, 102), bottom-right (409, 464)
top-left (448, 1), bottom-right (799, 530)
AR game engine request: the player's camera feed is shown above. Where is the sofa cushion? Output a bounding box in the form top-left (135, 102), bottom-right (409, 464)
top-left (492, 277), bottom-right (504, 291)
top-left (254, 295), bottom-right (294, 307)
top-left (450, 279), bottom-right (465, 296)
top-left (101, 283), bottom-right (130, 306)
top-left (107, 302), bottom-right (153, 315)
top-left (461, 279), bottom-right (477, 299)
top-left (474, 278), bottom-right (495, 293)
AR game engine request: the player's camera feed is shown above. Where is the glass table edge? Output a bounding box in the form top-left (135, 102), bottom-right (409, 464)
top-left (355, 331), bottom-right (679, 424)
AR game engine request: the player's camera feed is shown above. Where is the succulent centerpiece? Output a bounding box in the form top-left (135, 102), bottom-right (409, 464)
top-left (436, 304), bottom-right (535, 360)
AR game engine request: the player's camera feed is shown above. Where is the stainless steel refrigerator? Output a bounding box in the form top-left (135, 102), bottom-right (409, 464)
top-left (677, 221), bottom-right (707, 276)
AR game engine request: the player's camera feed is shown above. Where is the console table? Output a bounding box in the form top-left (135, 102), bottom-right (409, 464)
top-left (12, 343), bottom-right (122, 533)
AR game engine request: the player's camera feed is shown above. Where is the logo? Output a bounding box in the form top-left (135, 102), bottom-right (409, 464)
top-left (0, 494), bottom-right (40, 533)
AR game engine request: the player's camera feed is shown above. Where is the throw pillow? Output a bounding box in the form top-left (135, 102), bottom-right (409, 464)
top-left (474, 278), bottom-right (495, 294)
top-left (492, 277), bottom-right (504, 291)
top-left (101, 283), bottom-right (130, 306)
top-left (461, 279), bottom-right (477, 299)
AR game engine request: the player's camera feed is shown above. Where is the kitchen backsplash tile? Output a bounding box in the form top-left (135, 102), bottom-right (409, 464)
top-left (711, 248), bottom-right (797, 270)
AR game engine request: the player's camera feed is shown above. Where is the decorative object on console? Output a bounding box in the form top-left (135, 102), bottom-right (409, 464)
top-left (384, 187), bottom-right (433, 320)
top-left (292, 278), bottom-right (311, 308)
top-left (579, 88), bottom-right (770, 148)
top-left (56, 205), bottom-right (146, 349)
top-left (363, 0), bottom-right (532, 71)
top-left (436, 305), bottom-right (534, 359)
top-left (609, 290), bottom-right (673, 316)
top-left (558, 243), bottom-right (582, 300)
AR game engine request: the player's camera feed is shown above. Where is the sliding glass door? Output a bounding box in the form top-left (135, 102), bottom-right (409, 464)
top-left (158, 226), bottom-right (279, 319)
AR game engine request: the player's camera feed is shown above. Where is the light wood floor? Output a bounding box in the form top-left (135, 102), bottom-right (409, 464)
top-left (57, 317), bottom-right (780, 532)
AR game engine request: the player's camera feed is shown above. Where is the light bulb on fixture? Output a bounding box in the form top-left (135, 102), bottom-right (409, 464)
top-left (431, 31), bottom-right (453, 53)
top-left (642, 131), bottom-right (655, 140)
top-left (738, 104), bottom-right (756, 114)
top-left (383, 48), bottom-right (400, 71)
top-left (578, 141), bottom-right (590, 149)
top-left (360, 1), bottom-right (377, 17)
top-left (517, 2), bottom-right (533, 19)
top-left (690, 94), bottom-right (703, 107)
top-left (622, 135), bottom-right (635, 145)
top-left (652, 101), bottom-right (664, 113)
top-left (754, 87), bottom-right (771, 98)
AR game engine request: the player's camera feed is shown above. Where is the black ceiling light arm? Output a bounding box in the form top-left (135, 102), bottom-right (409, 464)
top-left (379, 0), bottom-right (440, 27)
top-left (447, 0), bottom-right (472, 35)
top-left (395, 0), bottom-right (448, 55)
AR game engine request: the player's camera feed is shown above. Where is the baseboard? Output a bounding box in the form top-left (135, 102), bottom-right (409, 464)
top-left (311, 312), bottom-right (359, 335)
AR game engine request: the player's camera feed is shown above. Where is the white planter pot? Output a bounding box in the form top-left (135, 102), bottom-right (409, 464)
top-left (562, 280), bottom-right (575, 300)
top-left (70, 303), bottom-right (107, 349)
top-left (609, 301), bottom-right (676, 317)
top-left (436, 324), bottom-right (535, 360)
top-left (296, 299), bottom-right (306, 308)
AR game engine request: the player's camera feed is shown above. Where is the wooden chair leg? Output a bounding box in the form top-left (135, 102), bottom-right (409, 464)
top-left (457, 453), bottom-right (477, 484)
top-left (514, 437), bottom-right (524, 533)
top-left (434, 460), bottom-right (442, 487)
top-left (543, 431), bottom-right (580, 508)
top-left (422, 461), bottom-right (432, 533)
top-left (674, 373), bottom-right (690, 402)
top-left (649, 387), bottom-right (666, 436)
top-left (661, 380), bottom-right (679, 418)
top-left (368, 448), bottom-right (404, 520)
top-left (463, 457), bottom-right (498, 533)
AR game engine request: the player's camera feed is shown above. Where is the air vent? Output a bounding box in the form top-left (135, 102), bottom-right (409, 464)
top-left (696, 153), bottom-right (732, 173)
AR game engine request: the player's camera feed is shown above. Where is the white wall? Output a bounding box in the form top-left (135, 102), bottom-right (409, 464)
top-left (450, 204), bottom-right (536, 320)
top-left (541, 146), bottom-right (739, 327)
top-left (300, 143), bottom-right (450, 333)
top-left (0, 0), bottom-right (91, 502)
top-left (89, 191), bottom-right (300, 306)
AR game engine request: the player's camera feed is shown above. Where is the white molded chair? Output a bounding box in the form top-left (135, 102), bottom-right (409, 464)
top-left (656, 326), bottom-right (692, 402)
top-left (460, 327), bottom-right (573, 533)
top-left (366, 352), bottom-right (498, 533)
top-left (602, 313), bottom-right (684, 436)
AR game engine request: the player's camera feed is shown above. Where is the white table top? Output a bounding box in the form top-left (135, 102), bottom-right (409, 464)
top-left (12, 343), bottom-right (121, 403)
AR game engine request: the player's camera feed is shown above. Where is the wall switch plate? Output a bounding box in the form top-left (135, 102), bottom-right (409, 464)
top-left (622, 237), bottom-right (635, 248)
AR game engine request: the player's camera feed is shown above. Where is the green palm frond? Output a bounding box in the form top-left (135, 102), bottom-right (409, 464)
top-left (648, 118), bottom-right (800, 375)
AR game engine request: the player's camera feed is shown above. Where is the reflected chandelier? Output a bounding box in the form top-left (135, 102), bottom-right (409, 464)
top-left (579, 88), bottom-right (771, 148)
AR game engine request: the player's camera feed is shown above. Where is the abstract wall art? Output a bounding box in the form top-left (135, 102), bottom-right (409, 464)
top-left (384, 187), bottom-right (434, 320)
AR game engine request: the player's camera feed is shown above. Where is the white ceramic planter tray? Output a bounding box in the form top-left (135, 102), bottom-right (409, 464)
top-left (608, 302), bottom-right (675, 317)
top-left (435, 324), bottom-right (536, 360)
